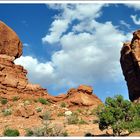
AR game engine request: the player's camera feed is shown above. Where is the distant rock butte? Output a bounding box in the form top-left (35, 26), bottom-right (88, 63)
top-left (0, 21), bottom-right (102, 107)
top-left (120, 30), bottom-right (140, 102)
top-left (53, 85), bottom-right (102, 107)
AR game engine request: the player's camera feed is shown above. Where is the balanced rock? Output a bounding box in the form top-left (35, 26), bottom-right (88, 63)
top-left (120, 30), bottom-right (140, 102)
top-left (0, 21), bottom-right (48, 98)
top-left (0, 21), bottom-right (22, 58)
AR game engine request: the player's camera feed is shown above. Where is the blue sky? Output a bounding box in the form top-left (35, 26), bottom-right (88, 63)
top-left (0, 3), bottom-right (140, 102)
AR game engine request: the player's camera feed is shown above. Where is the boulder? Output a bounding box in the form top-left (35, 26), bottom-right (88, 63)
top-left (77, 85), bottom-right (93, 95)
top-left (57, 85), bottom-right (102, 107)
top-left (0, 21), bottom-right (22, 58)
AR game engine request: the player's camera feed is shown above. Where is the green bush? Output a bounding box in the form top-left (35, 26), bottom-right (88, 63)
top-left (78, 119), bottom-right (88, 124)
top-left (12, 96), bottom-right (20, 102)
top-left (38, 98), bottom-right (50, 105)
top-left (1, 98), bottom-right (8, 105)
top-left (77, 109), bottom-right (82, 114)
top-left (36, 107), bottom-right (42, 113)
top-left (2, 109), bottom-right (12, 116)
top-left (97, 95), bottom-right (138, 136)
top-left (3, 128), bottom-right (20, 136)
top-left (130, 103), bottom-right (140, 132)
top-left (25, 129), bottom-right (34, 136)
top-left (60, 102), bottom-right (66, 108)
top-left (62, 131), bottom-right (68, 137)
top-left (90, 108), bottom-right (96, 115)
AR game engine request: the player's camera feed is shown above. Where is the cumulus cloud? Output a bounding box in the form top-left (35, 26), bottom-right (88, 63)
top-left (131, 14), bottom-right (140, 25)
top-left (15, 4), bottom-right (132, 90)
top-left (42, 4), bottom-right (104, 44)
top-left (15, 56), bottom-right (55, 87)
top-left (42, 19), bottom-right (69, 44)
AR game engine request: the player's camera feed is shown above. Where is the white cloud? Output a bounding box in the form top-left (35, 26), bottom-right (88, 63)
top-left (120, 20), bottom-right (130, 28)
top-left (125, 4), bottom-right (140, 10)
top-left (131, 15), bottom-right (140, 25)
top-left (23, 43), bottom-right (29, 47)
top-left (42, 4), bottom-right (105, 44)
top-left (42, 19), bottom-right (69, 44)
top-left (15, 56), bottom-right (55, 87)
top-left (15, 4), bottom-right (132, 90)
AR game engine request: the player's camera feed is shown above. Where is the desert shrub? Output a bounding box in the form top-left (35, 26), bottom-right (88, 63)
top-left (57, 112), bottom-right (64, 117)
top-left (26, 122), bottom-right (67, 136)
top-left (24, 100), bottom-right (31, 106)
top-left (25, 129), bottom-right (34, 136)
top-left (90, 108), bottom-right (97, 115)
top-left (62, 131), bottom-right (68, 137)
top-left (36, 107), bottom-right (42, 113)
top-left (1, 98), bottom-right (8, 105)
top-left (67, 113), bottom-right (79, 124)
top-left (3, 128), bottom-right (20, 136)
top-left (40, 111), bottom-right (52, 120)
top-left (77, 109), bottom-right (82, 114)
top-left (78, 118), bottom-right (88, 124)
top-left (2, 108), bottom-right (12, 116)
top-left (12, 96), bottom-right (20, 102)
top-left (31, 126), bottom-right (46, 136)
top-left (38, 98), bottom-right (50, 105)
top-left (97, 95), bottom-right (138, 136)
top-left (60, 102), bottom-right (66, 108)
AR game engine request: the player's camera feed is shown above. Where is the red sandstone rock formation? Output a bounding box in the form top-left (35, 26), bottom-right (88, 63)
top-left (0, 21), bottom-right (22, 58)
top-left (0, 21), bottom-right (102, 108)
top-left (120, 30), bottom-right (140, 102)
top-left (54, 85), bottom-right (102, 107)
top-left (0, 21), bottom-right (47, 98)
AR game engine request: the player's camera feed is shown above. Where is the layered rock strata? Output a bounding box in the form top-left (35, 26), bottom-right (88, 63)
top-left (0, 21), bottom-right (47, 97)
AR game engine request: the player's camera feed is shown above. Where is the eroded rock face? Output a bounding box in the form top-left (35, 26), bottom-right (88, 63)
top-left (77, 85), bottom-right (93, 95)
top-left (57, 85), bottom-right (102, 107)
top-left (0, 21), bottom-right (102, 109)
top-left (14, 105), bottom-right (35, 118)
top-left (120, 30), bottom-right (140, 102)
top-left (0, 21), bottom-right (47, 98)
top-left (0, 21), bottom-right (22, 58)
